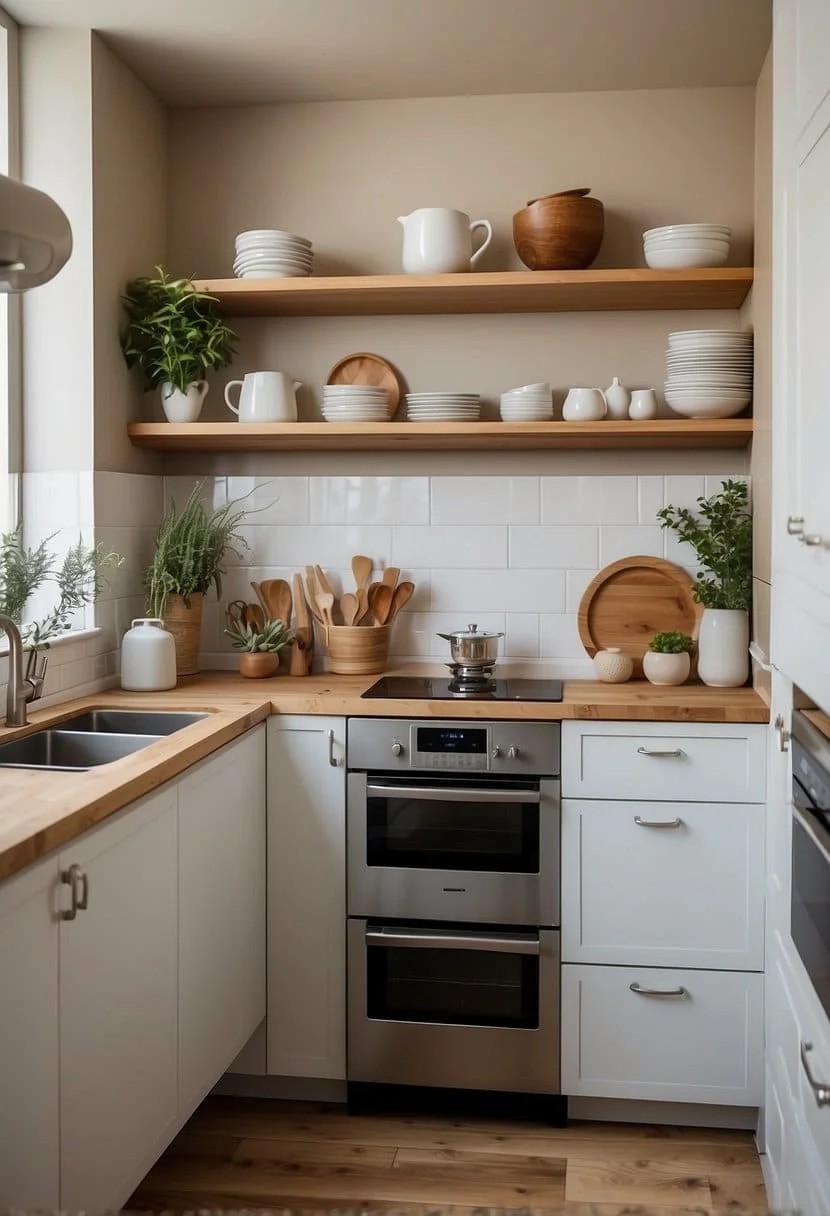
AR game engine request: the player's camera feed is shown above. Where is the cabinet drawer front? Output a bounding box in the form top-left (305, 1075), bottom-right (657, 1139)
top-left (562, 722), bottom-right (766, 802)
top-left (562, 964), bottom-right (763, 1105)
top-left (561, 800), bottom-right (764, 969)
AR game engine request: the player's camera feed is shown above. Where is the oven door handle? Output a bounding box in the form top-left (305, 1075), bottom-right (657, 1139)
top-left (365, 927), bottom-right (540, 955)
top-left (365, 783), bottom-right (540, 804)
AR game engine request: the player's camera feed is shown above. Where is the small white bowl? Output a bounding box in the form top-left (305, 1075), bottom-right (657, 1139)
top-left (644, 224), bottom-right (730, 239)
top-left (645, 247), bottom-right (729, 269)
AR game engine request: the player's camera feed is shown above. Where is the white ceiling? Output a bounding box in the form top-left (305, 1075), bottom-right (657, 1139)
top-left (4, 0), bottom-right (772, 107)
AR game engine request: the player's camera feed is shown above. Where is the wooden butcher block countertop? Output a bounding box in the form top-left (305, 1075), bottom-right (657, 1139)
top-left (0, 668), bottom-right (768, 884)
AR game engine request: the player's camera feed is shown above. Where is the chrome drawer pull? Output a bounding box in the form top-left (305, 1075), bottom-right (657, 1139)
top-left (60, 863), bottom-right (88, 919)
top-left (799, 533), bottom-right (825, 547)
top-left (800, 1041), bottom-right (830, 1107)
top-left (327, 728), bottom-right (341, 768)
top-left (630, 982), bottom-right (689, 999)
top-left (787, 515), bottom-right (805, 535)
top-left (634, 815), bottom-right (683, 829)
top-left (636, 746), bottom-right (685, 758)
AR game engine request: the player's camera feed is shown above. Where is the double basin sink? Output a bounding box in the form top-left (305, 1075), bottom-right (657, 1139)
top-left (0, 710), bottom-right (208, 771)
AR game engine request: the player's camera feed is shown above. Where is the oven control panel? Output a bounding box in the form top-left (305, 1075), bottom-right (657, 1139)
top-left (347, 718), bottom-right (560, 776)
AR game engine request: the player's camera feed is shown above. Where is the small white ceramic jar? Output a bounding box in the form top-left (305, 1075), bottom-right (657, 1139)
top-left (593, 647), bottom-right (634, 683)
top-left (643, 650), bottom-right (691, 686)
top-left (120, 618), bottom-right (177, 691)
top-left (604, 377), bottom-right (631, 420)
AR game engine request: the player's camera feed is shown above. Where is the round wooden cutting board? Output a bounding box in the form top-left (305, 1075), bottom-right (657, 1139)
top-left (326, 351), bottom-right (403, 419)
top-left (578, 555), bottom-right (703, 678)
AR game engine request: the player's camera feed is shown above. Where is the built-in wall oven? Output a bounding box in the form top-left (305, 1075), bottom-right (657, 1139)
top-left (346, 718), bottom-right (562, 1114)
top-left (791, 711), bottom-right (830, 1021)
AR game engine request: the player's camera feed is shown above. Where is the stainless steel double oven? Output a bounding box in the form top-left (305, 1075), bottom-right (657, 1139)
top-left (346, 717), bottom-right (561, 1111)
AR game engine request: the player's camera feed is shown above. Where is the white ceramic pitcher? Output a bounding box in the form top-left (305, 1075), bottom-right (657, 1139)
top-left (397, 208), bottom-right (493, 274)
top-left (224, 371), bottom-right (301, 422)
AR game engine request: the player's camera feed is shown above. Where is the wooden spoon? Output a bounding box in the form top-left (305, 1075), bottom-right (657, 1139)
top-left (381, 566), bottom-right (400, 589)
top-left (369, 582), bottom-right (394, 625)
top-left (351, 554), bottom-right (373, 590)
top-left (354, 585), bottom-right (370, 625)
top-left (314, 564), bottom-right (336, 598)
top-left (340, 591), bottom-right (359, 626)
top-left (387, 580), bottom-right (415, 622)
top-left (316, 591), bottom-right (335, 629)
top-left (246, 602), bottom-right (265, 631)
top-left (260, 578), bottom-right (292, 625)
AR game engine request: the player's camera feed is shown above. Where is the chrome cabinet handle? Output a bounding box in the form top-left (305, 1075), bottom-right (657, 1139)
top-left (634, 815), bottom-right (683, 829)
top-left (60, 863), bottom-right (88, 919)
top-left (630, 982), bottom-right (689, 998)
top-left (636, 746), bottom-right (685, 758)
top-left (787, 515), bottom-right (805, 535)
top-left (366, 927), bottom-right (540, 955)
top-left (76, 868), bottom-right (89, 911)
top-left (366, 782), bottom-right (539, 804)
top-left (799, 533), bottom-right (825, 547)
top-left (774, 713), bottom-right (791, 752)
top-left (801, 1041), bottom-right (830, 1107)
top-left (327, 728), bottom-right (341, 767)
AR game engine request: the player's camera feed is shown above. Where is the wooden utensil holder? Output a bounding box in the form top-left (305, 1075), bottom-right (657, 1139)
top-left (324, 624), bottom-right (391, 675)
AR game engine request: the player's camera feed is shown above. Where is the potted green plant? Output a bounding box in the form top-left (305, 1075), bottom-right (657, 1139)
top-left (657, 479), bottom-right (752, 687)
top-left (224, 617), bottom-right (294, 679)
top-left (643, 631), bottom-right (695, 686)
top-left (145, 483), bottom-right (250, 677)
top-left (121, 265), bottom-right (236, 423)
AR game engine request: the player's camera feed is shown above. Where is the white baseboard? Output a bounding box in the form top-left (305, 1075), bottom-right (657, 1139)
top-left (568, 1096), bottom-right (760, 1130)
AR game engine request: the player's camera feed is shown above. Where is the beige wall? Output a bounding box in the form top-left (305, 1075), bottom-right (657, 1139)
top-left (91, 35), bottom-right (168, 475)
top-left (165, 86), bottom-right (755, 478)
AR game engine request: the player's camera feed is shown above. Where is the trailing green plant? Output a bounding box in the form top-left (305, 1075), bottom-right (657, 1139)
top-left (145, 482), bottom-right (252, 619)
top-left (225, 618), bottom-right (294, 653)
top-left (121, 265), bottom-right (236, 393)
top-left (649, 631), bottom-right (695, 655)
top-left (657, 479), bottom-right (752, 612)
top-left (0, 529), bottom-right (122, 648)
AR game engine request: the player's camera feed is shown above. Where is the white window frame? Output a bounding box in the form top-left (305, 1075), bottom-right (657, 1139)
top-left (0, 5), bottom-right (21, 534)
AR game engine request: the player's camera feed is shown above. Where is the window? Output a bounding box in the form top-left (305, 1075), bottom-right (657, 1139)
top-left (0, 5), bottom-right (20, 533)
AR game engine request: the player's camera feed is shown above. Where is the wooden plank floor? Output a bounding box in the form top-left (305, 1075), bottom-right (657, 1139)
top-left (126, 1097), bottom-right (769, 1214)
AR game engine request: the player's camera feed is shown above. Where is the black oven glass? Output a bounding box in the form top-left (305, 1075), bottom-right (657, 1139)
top-left (366, 780), bottom-right (540, 873)
top-left (792, 808), bottom-right (830, 1018)
top-left (367, 941), bottom-right (539, 1029)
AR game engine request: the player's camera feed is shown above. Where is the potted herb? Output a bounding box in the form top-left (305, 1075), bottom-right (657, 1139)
top-left (643, 631), bottom-right (695, 686)
top-left (145, 483), bottom-right (250, 677)
top-left (225, 617), bottom-right (294, 679)
top-left (121, 265), bottom-right (236, 423)
top-left (657, 479), bottom-right (752, 687)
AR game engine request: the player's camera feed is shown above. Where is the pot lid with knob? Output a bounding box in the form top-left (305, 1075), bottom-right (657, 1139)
top-left (437, 623), bottom-right (505, 643)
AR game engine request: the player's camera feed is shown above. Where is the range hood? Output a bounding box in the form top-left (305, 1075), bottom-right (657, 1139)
top-left (0, 172), bottom-right (72, 291)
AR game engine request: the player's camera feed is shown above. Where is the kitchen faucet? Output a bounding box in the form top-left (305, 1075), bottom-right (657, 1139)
top-left (0, 615), bottom-right (45, 727)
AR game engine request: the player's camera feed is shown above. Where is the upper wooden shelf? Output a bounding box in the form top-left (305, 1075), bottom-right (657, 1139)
top-left (193, 268), bottom-right (754, 318)
top-left (128, 419), bottom-right (753, 453)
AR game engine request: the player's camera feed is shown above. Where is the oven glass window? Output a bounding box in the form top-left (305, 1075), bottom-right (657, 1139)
top-left (792, 811), bottom-right (830, 1018)
top-left (366, 786), bottom-right (539, 873)
top-left (367, 941), bottom-right (539, 1029)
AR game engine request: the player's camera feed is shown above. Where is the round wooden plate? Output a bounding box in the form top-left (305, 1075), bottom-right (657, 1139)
top-left (577, 555), bottom-right (703, 678)
top-left (326, 351), bottom-right (403, 419)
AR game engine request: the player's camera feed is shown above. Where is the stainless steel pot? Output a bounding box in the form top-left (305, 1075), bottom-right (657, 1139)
top-left (437, 623), bottom-right (504, 667)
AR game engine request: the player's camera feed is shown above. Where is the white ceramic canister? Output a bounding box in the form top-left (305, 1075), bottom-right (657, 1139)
top-left (642, 650), bottom-right (691, 686)
top-left (120, 618), bottom-right (177, 691)
top-left (697, 608), bottom-right (749, 687)
top-left (592, 647), bottom-right (633, 683)
top-left (604, 377), bottom-right (631, 420)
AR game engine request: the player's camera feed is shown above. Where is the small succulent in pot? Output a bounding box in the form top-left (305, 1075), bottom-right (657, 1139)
top-left (225, 617), bottom-right (294, 679)
top-left (643, 631), bottom-right (695, 686)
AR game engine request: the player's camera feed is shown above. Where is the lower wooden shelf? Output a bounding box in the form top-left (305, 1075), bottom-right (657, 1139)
top-left (127, 419), bottom-right (753, 452)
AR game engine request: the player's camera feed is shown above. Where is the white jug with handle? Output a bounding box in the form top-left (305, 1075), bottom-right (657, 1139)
top-left (562, 387), bottom-right (608, 421)
top-left (397, 208), bottom-right (493, 274)
top-left (224, 371), bottom-right (301, 422)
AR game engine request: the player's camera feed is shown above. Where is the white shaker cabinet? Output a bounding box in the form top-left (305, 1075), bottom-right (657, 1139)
top-left (178, 726), bottom-right (267, 1113)
top-left (0, 857), bottom-right (60, 1208)
top-left (267, 715), bottom-right (346, 1080)
top-left (58, 787), bottom-right (179, 1213)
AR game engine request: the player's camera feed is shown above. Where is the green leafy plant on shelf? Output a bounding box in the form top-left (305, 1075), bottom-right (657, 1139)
top-left (648, 631), bottom-right (695, 655)
top-left (225, 619), bottom-right (294, 653)
top-left (657, 479), bottom-right (752, 612)
top-left (120, 265), bottom-right (236, 393)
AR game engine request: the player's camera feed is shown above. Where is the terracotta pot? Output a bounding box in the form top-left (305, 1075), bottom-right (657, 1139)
top-left (162, 593), bottom-right (204, 677)
top-left (239, 651), bottom-right (279, 679)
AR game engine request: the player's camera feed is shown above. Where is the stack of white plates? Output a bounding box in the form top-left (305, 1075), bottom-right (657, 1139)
top-left (406, 392), bottom-right (481, 422)
top-left (664, 329), bottom-right (753, 418)
top-left (500, 382), bottom-right (553, 421)
top-left (644, 224), bottom-right (730, 269)
top-left (233, 229), bottom-right (313, 279)
top-left (321, 384), bottom-right (389, 422)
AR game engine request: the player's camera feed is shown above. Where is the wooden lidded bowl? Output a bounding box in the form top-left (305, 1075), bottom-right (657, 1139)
top-left (513, 190), bottom-right (604, 270)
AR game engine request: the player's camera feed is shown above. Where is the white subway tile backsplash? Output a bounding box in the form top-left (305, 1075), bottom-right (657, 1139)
top-left (431, 476), bottom-right (539, 524)
top-left (565, 569), bottom-right (596, 612)
top-left (539, 613), bottom-right (585, 659)
top-left (389, 612), bottom-right (505, 658)
top-left (94, 472), bottom-right (163, 528)
top-left (310, 476), bottom-right (429, 525)
top-left (509, 525), bottom-right (597, 569)
top-left (430, 569), bottom-right (565, 613)
top-left (599, 525), bottom-right (664, 566)
top-left (541, 476), bottom-right (638, 525)
top-left (664, 475), bottom-right (706, 513)
top-left (231, 524), bottom-right (393, 569)
top-left (392, 526), bottom-right (507, 569)
top-left (226, 476), bottom-right (309, 525)
top-left (637, 476), bottom-right (664, 524)
top-left (505, 613), bottom-right (539, 658)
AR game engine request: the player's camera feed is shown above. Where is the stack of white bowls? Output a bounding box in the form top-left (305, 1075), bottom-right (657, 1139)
top-left (233, 229), bottom-right (314, 278)
top-left (321, 384), bottom-right (390, 423)
top-left (500, 382), bottom-right (553, 421)
top-left (664, 329), bottom-right (753, 418)
top-left (405, 392), bottom-right (481, 422)
top-left (643, 224), bottom-right (730, 269)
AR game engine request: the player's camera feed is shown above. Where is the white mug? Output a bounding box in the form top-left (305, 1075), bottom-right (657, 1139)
top-left (562, 387), bottom-right (607, 421)
top-left (628, 388), bottom-right (658, 420)
top-left (224, 371), bottom-right (301, 422)
top-left (397, 208), bottom-right (493, 274)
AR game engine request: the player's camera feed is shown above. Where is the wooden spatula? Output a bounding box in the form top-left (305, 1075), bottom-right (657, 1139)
top-left (305, 567), bottom-right (324, 623)
top-left (351, 554), bottom-right (373, 590)
top-left (290, 572), bottom-right (313, 676)
top-left (382, 566), bottom-right (400, 589)
top-left (260, 578), bottom-right (292, 625)
top-left (246, 602), bottom-right (266, 631)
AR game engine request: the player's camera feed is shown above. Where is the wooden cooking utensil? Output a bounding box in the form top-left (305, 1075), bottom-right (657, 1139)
top-left (316, 591), bottom-right (335, 629)
top-left (260, 578), bottom-right (292, 625)
top-left (354, 585), bottom-right (370, 625)
top-left (226, 600), bottom-right (248, 630)
top-left (351, 554), bottom-right (373, 591)
top-left (387, 580), bottom-right (415, 622)
top-left (340, 592), bottom-right (359, 626)
top-left (246, 602), bottom-right (265, 631)
top-left (381, 566), bottom-right (400, 589)
top-left (326, 351), bottom-right (403, 420)
top-left (290, 572), bottom-right (313, 676)
top-left (304, 568), bottom-right (324, 624)
top-left (369, 582), bottom-right (394, 625)
top-left (314, 564), bottom-right (336, 598)
top-left (250, 580), bottom-right (268, 614)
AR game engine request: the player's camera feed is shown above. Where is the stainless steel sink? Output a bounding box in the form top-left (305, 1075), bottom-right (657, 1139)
top-left (0, 729), bottom-right (163, 771)
top-left (54, 710), bottom-right (208, 736)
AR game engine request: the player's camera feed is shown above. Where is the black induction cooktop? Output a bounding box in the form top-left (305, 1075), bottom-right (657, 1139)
top-left (361, 676), bottom-right (564, 702)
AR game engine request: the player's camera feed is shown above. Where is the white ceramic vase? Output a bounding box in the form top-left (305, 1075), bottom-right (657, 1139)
top-left (604, 377), bottom-right (631, 420)
top-left (160, 379), bottom-right (209, 423)
top-left (697, 608), bottom-right (749, 687)
top-left (643, 650), bottom-right (690, 686)
top-left (593, 647), bottom-right (633, 683)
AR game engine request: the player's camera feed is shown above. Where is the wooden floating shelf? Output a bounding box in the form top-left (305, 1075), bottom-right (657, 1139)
top-left (193, 268), bottom-right (754, 317)
top-left (127, 419), bottom-right (753, 453)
